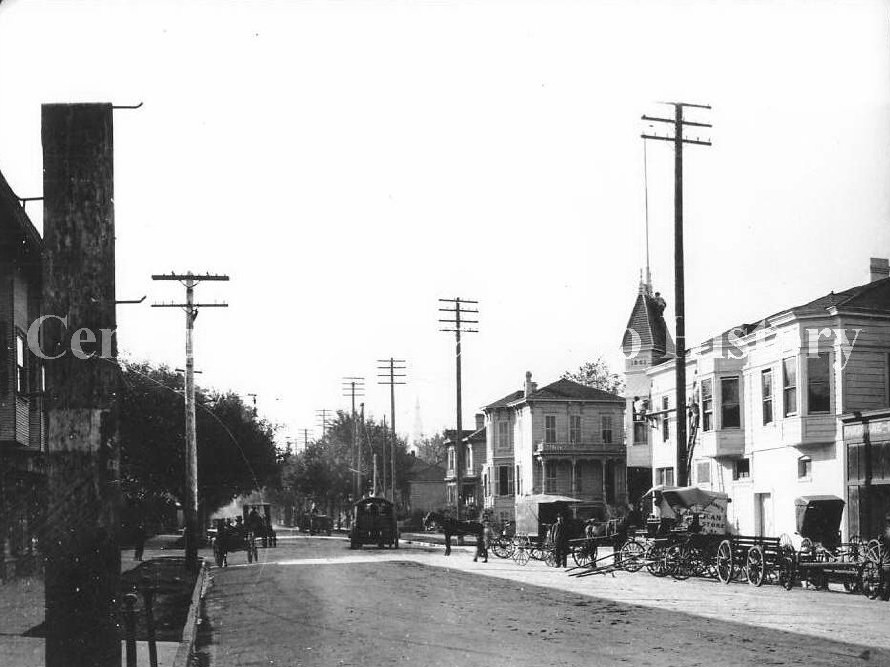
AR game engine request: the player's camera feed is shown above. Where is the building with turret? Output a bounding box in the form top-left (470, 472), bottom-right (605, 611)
top-left (621, 275), bottom-right (673, 503)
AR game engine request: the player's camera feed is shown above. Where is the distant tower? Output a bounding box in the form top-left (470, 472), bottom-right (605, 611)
top-left (410, 396), bottom-right (423, 454)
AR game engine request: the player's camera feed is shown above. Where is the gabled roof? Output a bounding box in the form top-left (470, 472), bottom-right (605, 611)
top-left (707, 276), bottom-right (890, 348)
top-left (443, 429), bottom-right (475, 445)
top-left (622, 290), bottom-right (671, 354)
top-left (483, 390), bottom-right (524, 410)
top-left (0, 168), bottom-right (43, 270)
top-left (526, 378), bottom-right (624, 404)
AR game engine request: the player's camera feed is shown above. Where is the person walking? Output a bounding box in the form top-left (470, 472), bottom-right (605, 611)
top-left (133, 521), bottom-right (146, 562)
top-left (474, 521), bottom-right (490, 563)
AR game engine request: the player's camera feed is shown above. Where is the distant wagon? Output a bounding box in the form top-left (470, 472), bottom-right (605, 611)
top-left (349, 496), bottom-right (399, 549)
top-left (243, 503), bottom-right (277, 548)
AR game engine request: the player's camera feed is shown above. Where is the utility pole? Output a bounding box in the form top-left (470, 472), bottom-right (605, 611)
top-left (439, 298), bottom-right (478, 521)
top-left (316, 408), bottom-right (334, 439)
top-left (42, 102), bottom-right (121, 667)
top-left (342, 378), bottom-right (364, 499)
top-left (378, 358), bottom-right (406, 502)
top-left (303, 428), bottom-right (311, 449)
top-left (642, 101), bottom-right (711, 487)
top-left (152, 272), bottom-right (229, 572)
top-left (359, 402), bottom-right (366, 496)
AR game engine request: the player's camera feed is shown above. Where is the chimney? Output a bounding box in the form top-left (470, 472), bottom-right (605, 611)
top-left (524, 371), bottom-right (537, 397)
top-left (475, 413), bottom-right (484, 431)
top-left (870, 257), bottom-right (889, 282)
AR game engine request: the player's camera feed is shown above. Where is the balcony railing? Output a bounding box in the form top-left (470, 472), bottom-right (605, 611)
top-left (535, 441), bottom-right (625, 457)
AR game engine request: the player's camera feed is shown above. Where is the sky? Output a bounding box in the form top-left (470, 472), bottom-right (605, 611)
top-left (1, 0), bottom-right (889, 448)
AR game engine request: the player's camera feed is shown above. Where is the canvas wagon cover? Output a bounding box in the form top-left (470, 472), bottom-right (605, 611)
top-left (646, 486), bottom-right (730, 535)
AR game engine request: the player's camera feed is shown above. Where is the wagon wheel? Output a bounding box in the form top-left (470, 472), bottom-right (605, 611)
top-left (572, 542), bottom-right (597, 568)
top-left (646, 545), bottom-right (670, 577)
top-left (668, 545), bottom-right (691, 581)
top-left (746, 545), bottom-right (766, 587)
top-left (491, 538), bottom-right (511, 559)
top-left (514, 546), bottom-right (530, 566)
top-left (716, 539), bottom-right (734, 584)
top-left (619, 539), bottom-right (646, 573)
top-left (545, 549), bottom-right (559, 568)
top-left (529, 544), bottom-right (545, 561)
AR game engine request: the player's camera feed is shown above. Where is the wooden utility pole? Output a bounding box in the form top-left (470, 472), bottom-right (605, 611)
top-left (642, 102), bottom-right (711, 486)
top-left (42, 102), bottom-right (121, 667)
top-left (439, 298), bottom-right (478, 521)
top-left (316, 408), bottom-right (333, 439)
top-left (342, 378), bottom-right (364, 499)
top-left (377, 357), bottom-right (406, 502)
top-left (152, 272), bottom-right (228, 571)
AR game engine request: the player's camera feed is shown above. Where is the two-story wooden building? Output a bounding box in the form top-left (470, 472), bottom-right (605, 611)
top-left (0, 169), bottom-right (46, 575)
top-left (443, 415), bottom-right (486, 518)
top-left (481, 372), bottom-right (626, 525)
top-left (638, 259), bottom-right (890, 539)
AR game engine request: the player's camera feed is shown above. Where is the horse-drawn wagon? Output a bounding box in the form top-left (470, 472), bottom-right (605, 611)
top-left (350, 496), bottom-right (399, 549)
top-left (211, 517), bottom-right (258, 567)
top-left (243, 503), bottom-right (277, 547)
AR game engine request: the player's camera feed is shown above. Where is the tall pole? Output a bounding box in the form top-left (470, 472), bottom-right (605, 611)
top-left (152, 272), bottom-right (229, 571)
top-left (42, 102), bottom-right (121, 667)
top-left (342, 378), bottom-right (364, 499)
top-left (439, 299), bottom-right (478, 521)
top-left (377, 358), bottom-right (406, 502)
top-left (642, 101), bottom-right (711, 487)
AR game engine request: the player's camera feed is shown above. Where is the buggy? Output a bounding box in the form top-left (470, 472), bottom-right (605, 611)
top-left (211, 518), bottom-right (258, 567)
top-left (349, 496), bottom-right (399, 549)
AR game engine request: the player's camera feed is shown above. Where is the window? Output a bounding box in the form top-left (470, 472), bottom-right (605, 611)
top-left (701, 379), bottom-right (713, 431)
top-left (447, 447), bottom-right (455, 473)
top-left (545, 464), bottom-right (557, 493)
top-left (465, 444), bottom-right (473, 473)
top-left (798, 455), bottom-right (812, 480)
top-left (497, 465), bottom-right (514, 496)
top-left (601, 415), bottom-right (613, 444)
top-left (545, 415), bottom-right (557, 444)
top-left (656, 466), bottom-right (674, 486)
top-left (569, 415), bottom-right (581, 444)
top-left (807, 353), bottom-right (831, 414)
top-left (761, 369), bottom-right (773, 425)
top-left (733, 458), bottom-right (751, 481)
top-left (15, 334), bottom-right (26, 395)
top-left (633, 422), bottom-right (647, 444)
top-left (720, 377), bottom-right (740, 428)
top-left (696, 461), bottom-right (711, 484)
top-left (661, 397), bottom-right (670, 442)
top-left (783, 357), bottom-right (797, 417)
top-left (497, 421), bottom-right (510, 451)
top-left (516, 465), bottom-right (521, 496)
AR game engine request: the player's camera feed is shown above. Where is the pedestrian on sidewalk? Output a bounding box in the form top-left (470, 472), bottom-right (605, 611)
top-left (134, 521), bottom-right (146, 562)
top-left (552, 514), bottom-right (569, 568)
top-left (473, 521), bottom-right (489, 563)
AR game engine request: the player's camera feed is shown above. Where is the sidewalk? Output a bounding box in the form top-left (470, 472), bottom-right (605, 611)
top-left (0, 536), bottom-right (195, 667)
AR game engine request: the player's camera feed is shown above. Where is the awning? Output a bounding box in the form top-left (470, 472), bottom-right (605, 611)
top-left (521, 494), bottom-right (584, 504)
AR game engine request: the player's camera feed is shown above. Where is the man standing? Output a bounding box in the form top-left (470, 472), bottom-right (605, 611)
top-left (552, 514), bottom-right (570, 568)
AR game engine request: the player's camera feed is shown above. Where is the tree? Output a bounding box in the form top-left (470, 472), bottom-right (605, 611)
top-left (562, 356), bottom-right (625, 394)
top-left (276, 410), bottom-right (414, 517)
top-left (118, 361), bottom-right (279, 524)
top-left (414, 433), bottom-right (446, 465)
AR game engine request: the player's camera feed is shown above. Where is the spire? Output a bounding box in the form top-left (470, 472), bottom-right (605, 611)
top-left (642, 140), bottom-right (652, 296)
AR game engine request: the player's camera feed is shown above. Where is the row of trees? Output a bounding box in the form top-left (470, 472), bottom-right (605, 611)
top-left (271, 410), bottom-right (414, 521)
top-left (119, 361), bottom-right (280, 529)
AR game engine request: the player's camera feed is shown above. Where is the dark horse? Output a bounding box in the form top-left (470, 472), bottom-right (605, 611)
top-left (423, 511), bottom-right (486, 558)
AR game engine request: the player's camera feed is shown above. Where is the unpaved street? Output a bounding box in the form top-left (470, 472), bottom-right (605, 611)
top-left (197, 537), bottom-right (889, 667)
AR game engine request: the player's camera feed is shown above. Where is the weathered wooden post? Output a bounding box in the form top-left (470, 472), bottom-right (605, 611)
top-left (42, 103), bottom-right (121, 667)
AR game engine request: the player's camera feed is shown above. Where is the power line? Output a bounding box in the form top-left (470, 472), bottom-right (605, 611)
top-left (378, 357), bottom-right (407, 502)
top-left (641, 101), bottom-right (712, 486)
top-left (152, 271), bottom-right (229, 572)
top-left (342, 377), bottom-right (365, 499)
top-left (315, 408), bottom-right (334, 439)
top-left (438, 297), bottom-right (478, 522)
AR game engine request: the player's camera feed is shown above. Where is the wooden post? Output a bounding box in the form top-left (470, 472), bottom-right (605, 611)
top-left (42, 103), bottom-right (121, 667)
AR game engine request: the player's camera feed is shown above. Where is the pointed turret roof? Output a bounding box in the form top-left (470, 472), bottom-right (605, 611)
top-left (622, 288), bottom-right (671, 355)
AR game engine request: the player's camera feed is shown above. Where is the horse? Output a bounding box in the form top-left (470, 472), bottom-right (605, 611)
top-left (423, 511), bottom-right (486, 558)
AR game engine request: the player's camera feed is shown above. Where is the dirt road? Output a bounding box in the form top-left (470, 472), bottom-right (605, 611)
top-left (197, 537), bottom-right (888, 666)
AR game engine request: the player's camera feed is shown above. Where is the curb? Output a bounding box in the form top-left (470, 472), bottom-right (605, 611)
top-left (172, 561), bottom-right (210, 667)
